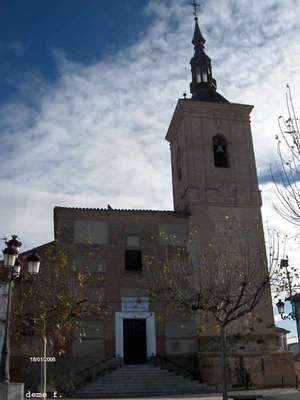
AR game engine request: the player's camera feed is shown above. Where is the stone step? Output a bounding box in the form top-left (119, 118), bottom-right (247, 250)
top-left (84, 383), bottom-right (200, 389)
top-left (87, 378), bottom-right (194, 382)
top-left (79, 385), bottom-right (204, 393)
top-left (76, 391), bottom-right (211, 398)
top-left (79, 385), bottom-right (209, 393)
top-left (82, 380), bottom-right (200, 388)
top-left (77, 391), bottom-right (209, 396)
top-left (101, 373), bottom-right (180, 379)
top-left (73, 363), bottom-right (210, 398)
top-left (86, 375), bottom-right (193, 382)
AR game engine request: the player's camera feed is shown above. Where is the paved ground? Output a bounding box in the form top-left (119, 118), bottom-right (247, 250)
top-left (48, 388), bottom-right (300, 400)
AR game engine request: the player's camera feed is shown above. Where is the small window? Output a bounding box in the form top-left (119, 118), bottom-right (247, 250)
top-left (213, 134), bottom-right (230, 168)
top-left (125, 250), bottom-right (142, 271)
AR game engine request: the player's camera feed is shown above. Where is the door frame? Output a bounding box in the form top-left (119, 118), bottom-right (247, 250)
top-left (115, 312), bottom-right (156, 359)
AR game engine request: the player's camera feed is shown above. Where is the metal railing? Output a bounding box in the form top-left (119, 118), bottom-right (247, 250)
top-left (61, 356), bottom-right (123, 396)
top-left (153, 353), bottom-right (200, 381)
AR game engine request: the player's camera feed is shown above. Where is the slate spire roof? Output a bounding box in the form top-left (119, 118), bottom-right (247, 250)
top-left (189, 16), bottom-right (228, 103)
top-left (191, 17), bottom-right (205, 48)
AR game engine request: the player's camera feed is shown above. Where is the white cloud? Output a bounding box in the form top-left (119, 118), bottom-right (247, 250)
top-left (0, 0), bottom-right (300, 271)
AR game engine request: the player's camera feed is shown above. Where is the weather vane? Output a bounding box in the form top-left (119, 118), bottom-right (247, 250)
top-left (190, 0), bottom-right (200, 18)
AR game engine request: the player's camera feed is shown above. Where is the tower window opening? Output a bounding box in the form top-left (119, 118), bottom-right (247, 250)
top-left (213, 134), bottom-right (230, 168)
top-left (196, 67), bottom-right (201, 83)
top-left (202, 66), bottom-right (208, 82)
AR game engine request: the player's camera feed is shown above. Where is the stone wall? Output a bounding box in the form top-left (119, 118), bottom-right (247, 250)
top-left (198, 351), bottom-right (296, 387)
top-left (10, 206), bottom-right (295, 390)
top-left (295, 359), bottom-right (300, 380)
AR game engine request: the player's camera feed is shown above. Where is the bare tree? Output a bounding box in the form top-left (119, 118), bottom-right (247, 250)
top-left (10, 242), bottom-right (105, 393)
top-left (146, 226), bottom-right (278, 400)
top-left (266, 227), bottom-right (300, 296)
top-left (272, 85), bottom-right (300, 226)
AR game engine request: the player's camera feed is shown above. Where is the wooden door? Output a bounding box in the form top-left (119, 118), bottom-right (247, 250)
top-left (123, 319), bottom-right (147, 364)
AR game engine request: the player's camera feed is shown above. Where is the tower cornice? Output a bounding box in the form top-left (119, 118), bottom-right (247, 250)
top-left (166, 99), bottom-right (254, 142)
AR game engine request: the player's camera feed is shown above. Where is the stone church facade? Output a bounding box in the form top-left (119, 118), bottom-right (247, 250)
top-left (12, 16), bottom-right (295, 389)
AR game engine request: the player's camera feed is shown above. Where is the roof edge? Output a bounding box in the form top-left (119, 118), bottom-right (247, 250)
top-left (54, 206), bottom-right (189, 216)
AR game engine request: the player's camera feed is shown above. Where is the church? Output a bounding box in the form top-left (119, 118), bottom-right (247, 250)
top-left (10, 11), bottom-right (296, 396)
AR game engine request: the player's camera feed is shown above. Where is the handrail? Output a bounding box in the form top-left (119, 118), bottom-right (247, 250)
top-left (154, 353), bottom-right (199, 381)
top-left (59, 356), bottom-right (122, 396)
top-left (76, 356), bottom-right (119, 376)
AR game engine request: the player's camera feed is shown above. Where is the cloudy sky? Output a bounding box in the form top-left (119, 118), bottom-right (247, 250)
top-left (1, 0), bottom-right (300, 338)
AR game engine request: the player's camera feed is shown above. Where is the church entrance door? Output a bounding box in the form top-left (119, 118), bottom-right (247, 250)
top-left (123, 319), bottom-right (147, 364)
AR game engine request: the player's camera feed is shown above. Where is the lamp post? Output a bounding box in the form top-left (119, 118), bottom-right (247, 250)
top-left (0, 235), bottom-right (41, 383)
top-left (276, 257), bottom-right (300, 356)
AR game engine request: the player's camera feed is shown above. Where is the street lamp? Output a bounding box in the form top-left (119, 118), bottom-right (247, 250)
top-left (2, 236), bottom-right (21, 268)
top-left (27, 251), bottom-right (41, 275)
top-left (276, 297), bottom-right (297, 320)
top-left (276, 299), bottom-right (286, 317)
top-left (1, 235), bottom-right (41, 383)
top-left (276, 257), bottom-right (300, 356)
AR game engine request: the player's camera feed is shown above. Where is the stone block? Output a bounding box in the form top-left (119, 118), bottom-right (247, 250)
top-left (166, 338), bottom-right (197, 354)
top-left (72, 337), bottom-right (105, 358)
top-left (295, 359), bottom-right (300, 380)
top-left (165, 320), bottom-right (196, 338)
top-left (0, 383), bottom-right (24, 400)
top-left (74, 220), bottom-right (108, 244)
top-left (198, 351), bottom-right (296, 387)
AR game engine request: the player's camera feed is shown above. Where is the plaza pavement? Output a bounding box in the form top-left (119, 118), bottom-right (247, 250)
top-left (55, 388), bottom-right (300, 400)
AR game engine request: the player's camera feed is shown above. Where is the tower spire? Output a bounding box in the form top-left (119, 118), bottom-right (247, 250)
top-left (192, 17), bottom-right (205, 48)
top-left (189, 4), bottom-right (228, 103)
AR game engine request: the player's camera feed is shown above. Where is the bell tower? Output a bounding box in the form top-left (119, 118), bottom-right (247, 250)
top-left (164, 7), bottom-right (295, 386)
top-left (166, 17), bottom-right (261, 216)
top-left (165, 12), bottom-right (269, 287)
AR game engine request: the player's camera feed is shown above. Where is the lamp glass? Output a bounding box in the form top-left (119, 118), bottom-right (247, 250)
top-left (13, 264), bottom-right (21, 275)
top-left (276, 300), bottom-right (285, 315)
top-left (28, 260), bottom-right (40, 275)
top-left (3, 253), bottom-right (17, 268)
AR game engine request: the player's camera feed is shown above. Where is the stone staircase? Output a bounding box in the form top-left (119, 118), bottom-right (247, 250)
top-left (73, 363), bottom-right (212, 397)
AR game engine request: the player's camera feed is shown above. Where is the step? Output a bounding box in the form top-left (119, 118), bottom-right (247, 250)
top-left (79, 386), bottom-right (209, 393)
top-left (88, 376), bottom-right (194, 383)
top-left (79, 384), bottom-right (206, 390)
top-left (77, 390), bottom-right (210, 396)
top-left (73, 363), bottom-right (210, 398)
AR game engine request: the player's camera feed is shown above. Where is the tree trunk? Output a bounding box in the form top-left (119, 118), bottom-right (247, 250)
top-left (0, 275), bottom-right (13, 382)
top-left (220, 326), bottom-right (228, 400)
top-left (41, 318), bottom-right (47, 395)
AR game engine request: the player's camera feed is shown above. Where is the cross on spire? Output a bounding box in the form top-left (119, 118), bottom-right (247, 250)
top-left (190, 0), bottom-right (200, 18)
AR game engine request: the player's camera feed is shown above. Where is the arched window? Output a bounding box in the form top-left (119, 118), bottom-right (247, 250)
top-left (201, 65), bottom-right (208, 82)
top-left (213, 134), bottom-right (230, 168)
top-left (195, 67), bottom-right (201, 83)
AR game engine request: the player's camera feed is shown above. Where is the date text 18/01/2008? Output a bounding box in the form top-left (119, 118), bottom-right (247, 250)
top-left (29, 356), bottom-right (56, 362)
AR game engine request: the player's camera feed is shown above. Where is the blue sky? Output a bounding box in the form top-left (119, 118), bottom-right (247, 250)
top-left (0, 0), bottom-right (152, 104)
top-left (1, 0), bottom-right (300, 339)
